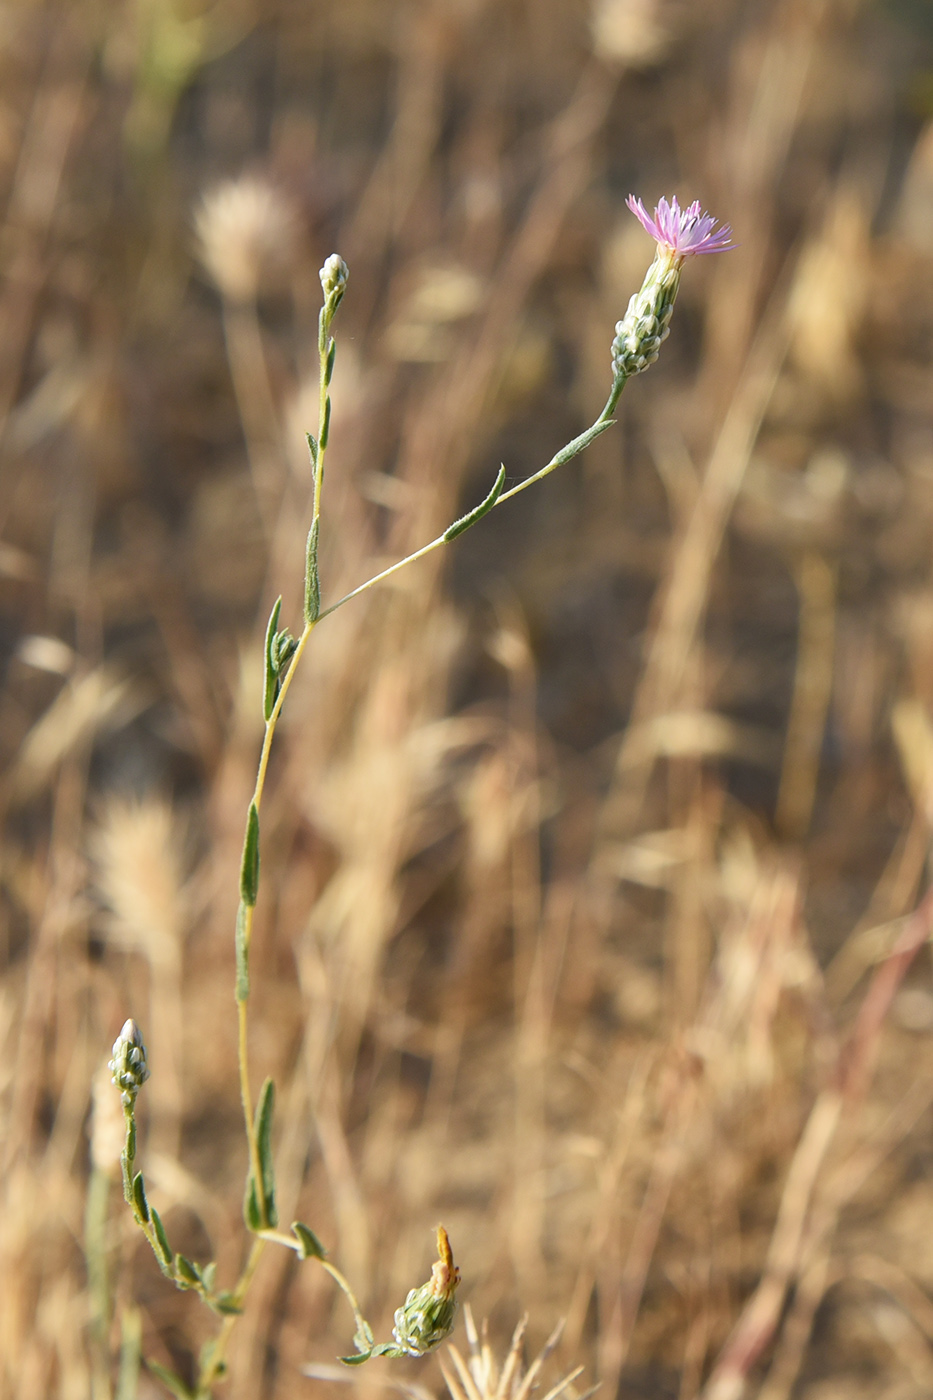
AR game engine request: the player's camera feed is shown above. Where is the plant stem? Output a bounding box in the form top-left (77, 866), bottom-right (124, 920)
top-left (318, 373), bottom-right (627, 621)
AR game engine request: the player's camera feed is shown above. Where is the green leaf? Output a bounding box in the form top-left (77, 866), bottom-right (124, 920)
top-left (200, 1261), bottom-right (217, 1294)
top-left (132, 1171), bottom-right (150, 1224)
top-left (291, 1220), bottom-right (327, 1260)
top-left (370, 1343), bottom-right (407, 1359)
top-left (325, 338), bottom-right (336, 386)
top-left (175, 1254), bottom-right (199, 1287)
top-left (235, 901), bottom-right (250, 1003)
top-left (124, 1114), bottom-right (137, 1171)
top-left (150, 1207), bottom-right (173, 1268)
top-left (254, 1077), bottom-right (277, 1228)
top-left (263, 596), bottom-right (283, 721)
top-left (306, 431), bottom-right (318, 468)
top-left (320, 395), bottom-right (332, 449)
top-left (146, 1360), bottom-right (196, 1399)
top-left (211, 1291), bottom-right (243, 1317)
top-left (239, 803), bottom-right (260, 907)
top-left (304, 517), bottom-right (320, 624)
top-left (443, 464), bottom-right (507, 541)
top-left (339, 1351), bottom-right (373, 1367)
top-left (244, 1175), bottom-right (262, 1232)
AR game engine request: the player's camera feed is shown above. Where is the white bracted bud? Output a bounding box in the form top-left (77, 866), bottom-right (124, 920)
top-left (319, 254), bottom-right (349, 305)
top-left (109, 1018), bottom-right (151, 1107)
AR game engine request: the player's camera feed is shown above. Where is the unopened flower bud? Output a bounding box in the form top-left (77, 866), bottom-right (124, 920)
top-left (319, 254), bottom-right (349, 306)
top-left (391, 1226), bottom-right (460, 1357)
top-left (109, 1018), bottom-right (151, 1107)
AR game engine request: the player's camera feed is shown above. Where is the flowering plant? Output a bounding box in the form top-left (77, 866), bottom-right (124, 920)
top-left (107, 193), bottom-right (732, 1399)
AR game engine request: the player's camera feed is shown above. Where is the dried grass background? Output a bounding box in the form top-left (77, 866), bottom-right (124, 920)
top-left (4, 1), bottom-right (933, 1398)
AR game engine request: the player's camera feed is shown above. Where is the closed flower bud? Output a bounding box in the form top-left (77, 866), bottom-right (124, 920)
top-left (319, 254), bottom-right (349, 307)
top-left (109, 1018), bottom-right (151, 1106)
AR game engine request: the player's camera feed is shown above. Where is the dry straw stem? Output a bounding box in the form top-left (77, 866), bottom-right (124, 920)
top-left (701, 884), bottom-right (933, 1400)
top-left (441, 1308), bottom-right (593, 1400)
top-left (92, 796), bottom-right (188, 1158)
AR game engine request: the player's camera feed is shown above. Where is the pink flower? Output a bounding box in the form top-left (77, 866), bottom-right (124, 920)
top-left (626, 194), bottom-right (735, 260)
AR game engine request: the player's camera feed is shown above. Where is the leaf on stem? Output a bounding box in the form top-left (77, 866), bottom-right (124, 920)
top-left (147, 1361), bottom-right (196, 1400)
top-left (254, 1076), bottom-right (278, 1228)
top-left (306, 431), bottom-right (318, 468)
top-left (175, 1254), bottom-right (200, 1287)
top-left (210, 1291), bottom-right (244, 1317)
top-left (151, 1206), bottom-right (174, 1269)
top-left (304, 517), bottom-right (321, 624)
top-left (263, 596), bottom-right (283, 721)
top-left (444, 464), bottom-right (506, 541)
top-left (239, 803), bottom-right (260, 907)
top-left (132, 1171), bottom-right (150, 1224)
top-left (325, 338), bottom-right (336, 386)
top-left (235, 901), bottom-right (250, 1002)
top-left (291, 1220), bottom-right (327, 1259)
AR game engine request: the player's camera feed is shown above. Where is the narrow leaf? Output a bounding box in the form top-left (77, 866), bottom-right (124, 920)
top-left (263, 596), bottom-right (283, 721)
top-left (306, 431), bottom-right (318, 468)
top-left (443, 464), bottom-right (507, 541)
top-left (325, 338), bottom-right (336, 386)
top-left (201, 1261), bottom-right (217, 1294)
top-left (304, 518), bottom-right (320, 624)
top-left (239, 803), bottom-right (260, 907)
top-left (340, 1352), bottom-right (373, 1367)
top-left (212, 1292), bottom-right (243, 1317)
top-left (132, 1171), bottom-right (150, 1224)
top-left (150, 1207), bottom-right (173, 1268)
top-left (175, 1255), bottom-right (199, 1287)
top-left (319, 395), bottom-right (332, 450)
top-left (235, 901), bottom-right (250, 1003)
top-left (146, 1361), bottom-right (196, 1400)
top-left (254, 1077), bottom-right (278, 1227)
top-left (244, 1176), bottom-right (262, 1232)
top-left (291, 1220), bottom-right (327, 1260)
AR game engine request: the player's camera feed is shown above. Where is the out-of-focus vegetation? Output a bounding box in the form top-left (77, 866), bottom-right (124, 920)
top-left (5, 1), bottom-right (933, 1397)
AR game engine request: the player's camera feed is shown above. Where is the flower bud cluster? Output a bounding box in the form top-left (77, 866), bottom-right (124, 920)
top-left (391, 1226), bottom-right (460, 1357)
top-left (109, 1018), bottom-right (150, 1107)
top-left (611, 252), bottom-right (680, 379)
top-left (319, 254), bottom-right (349, 308)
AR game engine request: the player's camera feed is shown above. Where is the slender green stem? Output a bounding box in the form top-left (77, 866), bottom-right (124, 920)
top-left (195, 1239), bottom-right (266, 1397)
top-left (312, 307), bottom-right (329, 531)
top-left (161, 350), bottom-right (627, 1396)
top-left (318, 374), bottom-right (627, 621)
top-left (222, 307), bottom-right (335, 1365)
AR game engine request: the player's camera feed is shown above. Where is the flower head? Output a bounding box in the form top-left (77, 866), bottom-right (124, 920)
top-left (610, 194), bottom-right (734, 380)
top-left (391, 1225), bottom-right (460, 1356)
top-left (626, 194), bottom-right (735, 261)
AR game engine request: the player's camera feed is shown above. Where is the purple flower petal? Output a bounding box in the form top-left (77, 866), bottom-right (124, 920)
top-left (626, 194), bottom-right (735, 257)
